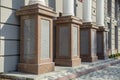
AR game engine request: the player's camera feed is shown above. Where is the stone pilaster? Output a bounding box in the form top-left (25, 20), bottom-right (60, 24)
top-left (17, 4), bottom-right (56, 74)
top-left (55, 16), bottom-right (82, 67)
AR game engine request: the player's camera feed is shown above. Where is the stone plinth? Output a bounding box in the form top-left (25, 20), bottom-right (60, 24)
top-left (97, 27), bottom-right (109, 59)
top-left (80, 22), bottom-right (98, 62)
top-left (54, 16), bottom-right (82, 67)
top-left (16, 4), bottom-right (56, 74)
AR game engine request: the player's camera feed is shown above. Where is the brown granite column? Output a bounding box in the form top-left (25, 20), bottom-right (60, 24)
top-left (54, 16), bottom-right (82, 67)
top-left (16, 4), bottom-right (56, 74)
top-left (80, 22), bottom-right (98, 62)
top-left (97, 27), bottom-right (109, 59)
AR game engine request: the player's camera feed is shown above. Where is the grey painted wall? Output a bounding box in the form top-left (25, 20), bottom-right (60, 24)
top-left (0, 0), bottom-right (24, 72)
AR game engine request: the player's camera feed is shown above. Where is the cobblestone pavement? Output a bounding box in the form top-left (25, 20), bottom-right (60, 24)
top-left (76, 63), bottom-right (120, 80)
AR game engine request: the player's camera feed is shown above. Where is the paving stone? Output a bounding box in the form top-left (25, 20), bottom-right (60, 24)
top-left (76, 63), bottom-right (120, 80)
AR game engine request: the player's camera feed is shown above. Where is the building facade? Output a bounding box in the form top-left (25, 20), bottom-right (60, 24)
top-left (0, 0), bottom-right (120, 73)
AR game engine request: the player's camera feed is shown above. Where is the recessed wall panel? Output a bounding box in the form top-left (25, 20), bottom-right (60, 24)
top-left (91, 29), bottom-right (97, 54)
top-left (59, 27), bottom-right (69, 56)
top-left (72, 26), bottom-right (78, 56)
top-left (24, 19), bottom-right (35, 59)
top-left (41, 19), bottom-right (50, 59)
top-left (80, 30), bottom-right (89, 54)
top-left (97, 32), bottom-right (102, 53)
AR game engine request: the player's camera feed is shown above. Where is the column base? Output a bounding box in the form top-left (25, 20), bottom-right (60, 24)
top-left (81, 55), bottom-right (98, 62)
top-left (55, 58), bottom-right (81, 67)
top-left (18, 62), bottom-right (54, 74)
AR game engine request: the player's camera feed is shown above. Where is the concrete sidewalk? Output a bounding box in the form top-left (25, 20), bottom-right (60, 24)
top-left (0, 58), bottom-right (120, 80)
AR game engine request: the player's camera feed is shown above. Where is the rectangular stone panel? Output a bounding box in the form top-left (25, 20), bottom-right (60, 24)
top-left (59, 26), bottom-right (70, 56)
top-left (24, 19), bottom-right (35, 59)
top-left (72, 26), bottom-right (78, 56)
top-left (0, 7), bottom-right (19, 25)
top-left (0, 40), bottom-right (19, 56)
top-left (104, 32), bottom-right (108, 54)
top-left (91, 29), bottom-right (97, 54)
top-left (41, 19), bottom-right (50, 59)
top-left (0, 56), bottom-right (19, 72)
top-left (1, 0), bottom-right (24, 9)
top-left (97, 32), bottom-right (102, 53)
top-left (0, 24), bottom-right (19, 39)
top-left (80, 30), bottom-right (89, 54)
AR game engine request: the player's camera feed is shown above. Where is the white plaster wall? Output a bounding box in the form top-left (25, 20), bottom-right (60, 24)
top-left (1, 0), bottom-right (24, 9)
top-left (55, 0), bottom-right (63, 16)
top-left (92, 0), bottom-right (96, 22)
top-left (76, 0), bottom-right (83, 19)
top-left (1, 7), bottom-right (19, 25)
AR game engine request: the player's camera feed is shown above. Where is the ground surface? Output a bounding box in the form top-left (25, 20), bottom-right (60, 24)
top-left (76, 63), bottom-right (120, 80)
top-left (1, 59), bottom-right (120, 80)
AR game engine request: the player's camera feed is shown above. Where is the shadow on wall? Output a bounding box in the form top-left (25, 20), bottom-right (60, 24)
top-left (0, 0), bottom-right (24, 72)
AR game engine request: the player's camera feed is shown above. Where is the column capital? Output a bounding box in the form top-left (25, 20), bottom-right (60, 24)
top-left (29, 0), bottom-right (46, 5)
